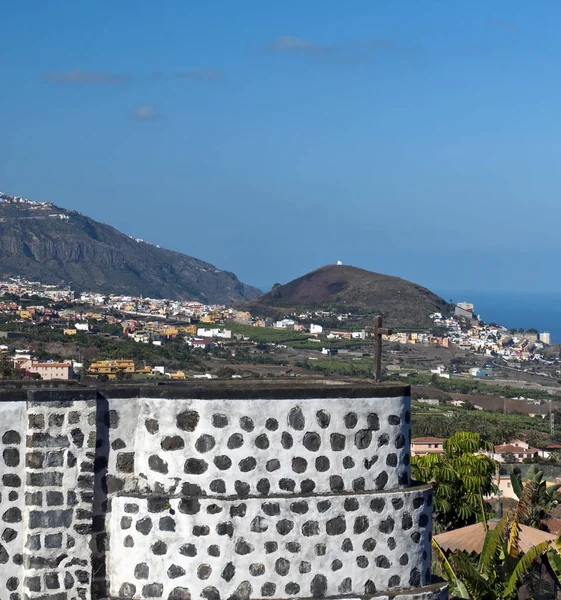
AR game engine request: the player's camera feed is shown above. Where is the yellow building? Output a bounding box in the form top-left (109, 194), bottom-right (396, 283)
top-left (169, 371), bottom-right (186, 380)
top-left (63, 329), bottom-right (77, 336)
top-left (236, 311), bottom-right (252, 321)
top-left (88, 359), bottom-right (136, 379)
top-left (179, 325), bottom-right (198, 335)
top-left (17, 310), bottom-right (32, 320)
top-left (159, 327), bottom-right (178, 338)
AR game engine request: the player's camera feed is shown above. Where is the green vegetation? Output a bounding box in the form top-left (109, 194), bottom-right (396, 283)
top-left (412, 405), bottom-right (554, 445)
top-left (296, 358), bottom-right (372, 377)
top-left (211, 323), bottom-right (308, 344)
top-left (434, 480), bottom-right (561, 600)
top-left (90, 338), bottom-right (201, 371)
top-left (389, 372), bottom-right (561, 400)
top-left (510, 470), bottom-right (561, 529)
top-left (0, 356), bottom-right (24, 380)
top-left (0, 292), bottom-right (54, 306)
top-left (433, 490), bottom-right (561, 600)
top-left (411, 432), bottom-right (497, 532)
top-left (286, 339), bottom-right (366, 351)
top-left (499, 462), bottom-right (561, 482)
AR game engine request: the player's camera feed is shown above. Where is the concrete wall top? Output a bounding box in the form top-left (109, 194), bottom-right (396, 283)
top-left (0, 380), bottom-right (411, 402)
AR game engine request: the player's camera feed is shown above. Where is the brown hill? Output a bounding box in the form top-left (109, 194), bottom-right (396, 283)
top-left (245, 265), bottom-right (449, 328)
top-left (0, 192), bottom-right (260, 303)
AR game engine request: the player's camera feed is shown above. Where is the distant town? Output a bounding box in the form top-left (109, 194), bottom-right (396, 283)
top-left (0, 276), bottom-right (556, 386)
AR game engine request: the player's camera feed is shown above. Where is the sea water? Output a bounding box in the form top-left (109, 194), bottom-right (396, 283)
top-left (438, 290), bottom-right (561, 344)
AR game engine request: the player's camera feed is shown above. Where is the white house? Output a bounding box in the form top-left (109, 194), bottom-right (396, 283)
top-left (352, 330), bottom-right (366, 340)
top-left (310, 324), bottom-right (323, 334)
top-left (75, 323), bottom-right (89, 332)
top-left (275, 319), bottom-right (296, 329)
top-left (487, 440), bottom-right (539, 463)
top-left (196, 328), bottom-right (232, 339)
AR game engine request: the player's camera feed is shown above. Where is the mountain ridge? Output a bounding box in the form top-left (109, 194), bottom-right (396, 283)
top-left (243, 264), bottom-right (449, 328)
top-left (0, 192), bottom-right (260, 303)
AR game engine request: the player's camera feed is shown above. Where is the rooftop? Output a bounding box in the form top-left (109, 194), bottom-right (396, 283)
top-left (434, 521), bottom-right (557, 555)
top-left (495, 444), bottom-right (539, 454)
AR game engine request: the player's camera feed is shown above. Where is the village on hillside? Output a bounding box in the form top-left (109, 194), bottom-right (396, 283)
top-left (0, 277), bottom-right (556, 384)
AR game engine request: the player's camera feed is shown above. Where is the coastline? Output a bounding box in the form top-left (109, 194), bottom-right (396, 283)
top-left (438, 289), bottom-right (561, 344)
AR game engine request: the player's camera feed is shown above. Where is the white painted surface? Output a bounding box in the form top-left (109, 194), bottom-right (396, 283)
top-left (0, 401), bottom-right (26, 594)
top-left (106, 396), bottom-right (411, 498)
top-left (110, 487), bottom-right (433, 599)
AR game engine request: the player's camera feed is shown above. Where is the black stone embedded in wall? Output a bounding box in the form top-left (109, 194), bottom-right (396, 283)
top-left (0, 383), bottom-right (445, 600)
top-left (99, 393), bottom-right (442, 600)
top-left (16, 398), bottom-right (97, 600)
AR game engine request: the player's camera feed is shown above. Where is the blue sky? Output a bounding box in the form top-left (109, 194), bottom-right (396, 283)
top-left (1, 1), bottom-right (560, 293)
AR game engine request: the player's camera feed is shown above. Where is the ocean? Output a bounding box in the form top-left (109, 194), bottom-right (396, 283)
top-left (437, 290), bottom-right (561, 344)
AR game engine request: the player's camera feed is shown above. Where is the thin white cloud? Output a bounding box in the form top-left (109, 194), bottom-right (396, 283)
top-left (43, 69), bottom-right (223, 86)
top-left (42, 70), bottom-right (129, 85)
top-left (133, 105), bottom-right (162, 121)
top-left (265, 36), bottom-right (414, 65)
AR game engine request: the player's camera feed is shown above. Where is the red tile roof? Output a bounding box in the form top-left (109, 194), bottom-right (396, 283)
top-left (495, 444), bottom-right (539, 454)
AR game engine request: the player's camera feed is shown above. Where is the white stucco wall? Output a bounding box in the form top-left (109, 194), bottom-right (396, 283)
top-left (104, 396), bottom-right (411, 499)
top-left (0, 401), bottom-right (26, 596)
top-left (101, 394), bottom-right (445, 600)
top-left (0, 385), bottom-right (448, 600)
top-left (110, 486), bottom-right (433, 599)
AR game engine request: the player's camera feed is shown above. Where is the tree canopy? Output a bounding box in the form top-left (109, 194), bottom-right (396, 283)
top-left (411, 431), bottom-right (498, 532)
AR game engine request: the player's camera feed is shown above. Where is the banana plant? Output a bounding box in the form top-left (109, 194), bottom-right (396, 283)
top-left (433, 483), bottom-right (561, 600)
top-left (510, 469), bottom-right (561, 529)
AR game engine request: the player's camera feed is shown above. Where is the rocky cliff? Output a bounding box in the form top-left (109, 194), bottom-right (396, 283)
top-left (0, 193), bottom-right (260, 303)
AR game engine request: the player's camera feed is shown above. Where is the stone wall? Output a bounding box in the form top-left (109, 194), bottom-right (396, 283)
top-left (0, 383), bottom-right (447, 600)
top-left (1, 390), bottom-right (98, 600)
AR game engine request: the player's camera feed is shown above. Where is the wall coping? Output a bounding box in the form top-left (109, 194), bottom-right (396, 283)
top-left (0, 379), bottom-right (410, 401)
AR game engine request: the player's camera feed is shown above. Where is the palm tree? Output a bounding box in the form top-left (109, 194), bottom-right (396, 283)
top-left (411, 431), bottom-right (497, 532)
top-left (433, 484), bottom-right (561, 599)
top-left (510, 469), bottom-right (561, 530)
